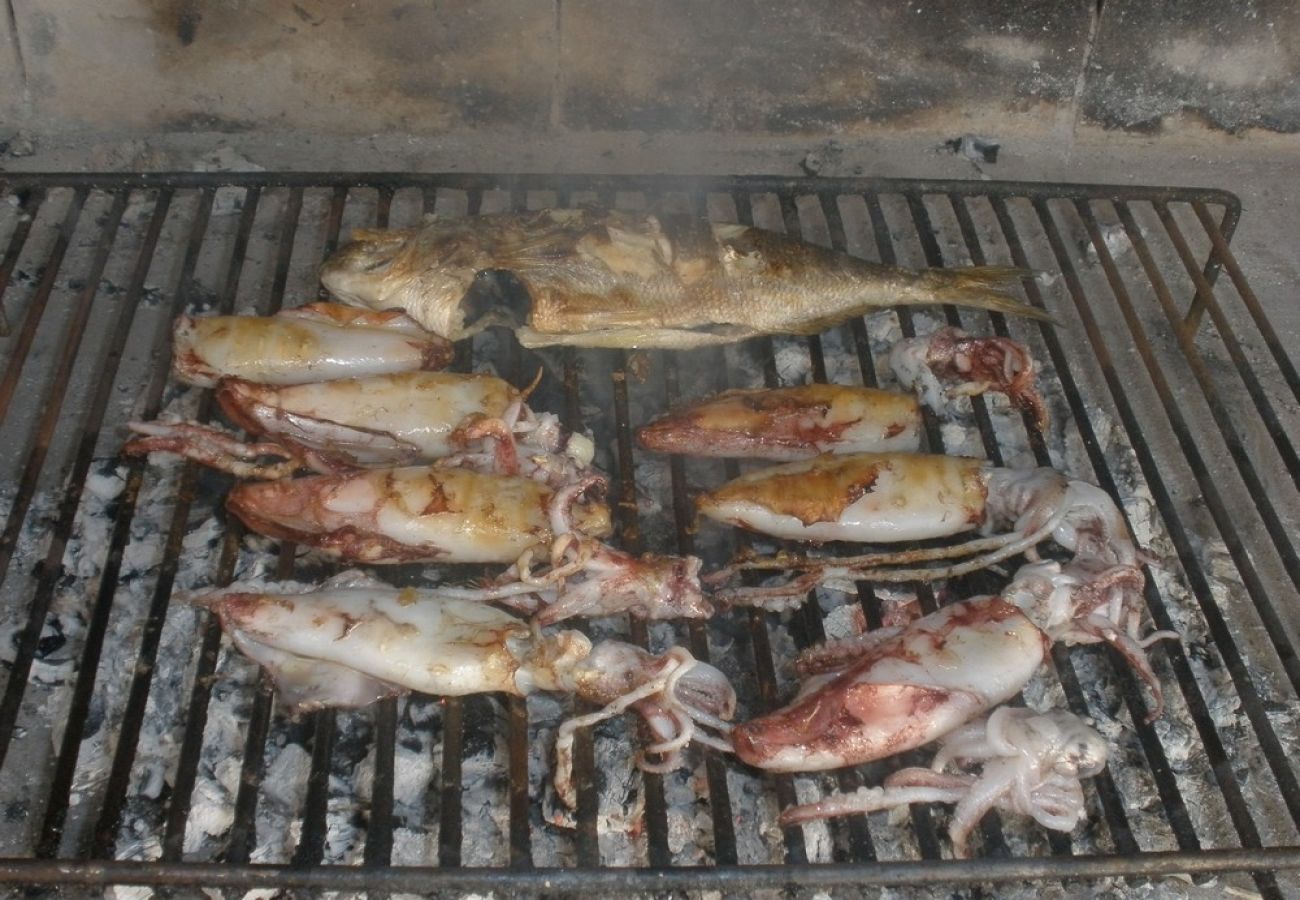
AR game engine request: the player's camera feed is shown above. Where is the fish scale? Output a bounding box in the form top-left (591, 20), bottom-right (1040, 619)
top-left (320, 208), bottom-right (1047, 349)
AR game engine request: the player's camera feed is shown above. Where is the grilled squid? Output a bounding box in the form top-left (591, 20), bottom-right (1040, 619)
top-left (437, 533), bottom-right (714, 625)
top-left (729, 559), bottom-right (1174, 779)
top-left (636, 331), bottom-right (1045, 461)
top-left (125, 371), bottom-right (595, 484)
top-left (637, 384), bottom-right (921, 461)
top-left (890, 327), bottom-right (1048, 432)
top-left (225, 465), bottom-right (611, 564)
top-left (780, 708), bottom-right (1108, 858)
top-left (173, 302), bottom-right (454, 388)
top-left (198, 584), bottom-right (736, 809)
top-left (731, 596), bottom-right (1047, 773)
top-left (701, 453), bottom-right (1142, 585)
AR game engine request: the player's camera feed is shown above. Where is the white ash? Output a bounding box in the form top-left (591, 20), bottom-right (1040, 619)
top-left (0, 271), bottom-right (1290, 899)
top-left (773, 339), bottom-right (813, 386)
top-left (817, 326), bottom-right (865, 385)
top-left (631, 456), bottom-right (669, 522)
top-left (820, 601), bottom-right (867, 641)
top-left (458, 716), bottom-right (511, 867)
top-left (1083, 221), bottom-right (1138, 265)
top-left (938, 419), bottom-right (985, 459)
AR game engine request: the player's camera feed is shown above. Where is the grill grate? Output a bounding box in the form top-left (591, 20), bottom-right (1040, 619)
top-left (0, 172), bottom-right (1297, 895)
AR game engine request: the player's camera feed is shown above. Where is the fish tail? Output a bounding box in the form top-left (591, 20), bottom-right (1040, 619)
top-left (914, 267), bottom-right (1054, 323)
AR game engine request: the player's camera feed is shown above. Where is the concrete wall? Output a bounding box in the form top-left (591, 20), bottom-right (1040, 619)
top-left (1, 0), bottom-right (1297, 149)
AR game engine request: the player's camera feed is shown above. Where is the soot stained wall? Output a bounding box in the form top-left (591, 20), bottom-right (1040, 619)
top-left (1081, 0), bottom-right (1300, 133)
top-left (0, 0), bottom-right (1297, 140)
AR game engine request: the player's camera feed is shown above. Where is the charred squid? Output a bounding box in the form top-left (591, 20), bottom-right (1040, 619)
top-left (637, 329), bottom-right (1047, 461)
top-left (781, 707), bottom-right (1108, 858)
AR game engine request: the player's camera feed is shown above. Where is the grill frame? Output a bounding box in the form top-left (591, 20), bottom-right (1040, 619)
top-left (0, 171), bottom-right (1297, 895)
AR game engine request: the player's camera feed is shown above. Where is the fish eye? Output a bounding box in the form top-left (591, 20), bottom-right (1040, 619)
top-left (359, 255), bottom-right (391, 273)
top-left (461, 269), bottom-right (533, 329)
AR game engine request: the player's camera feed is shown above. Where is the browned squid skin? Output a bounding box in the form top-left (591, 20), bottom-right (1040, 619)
top-left (226, 466), bottom-right (612, 565)
top-left (636, 384), bottom-right (921, 460)
top-left (698, 452), bottom-right (989, 541)
top-left (172, 302), bottom-right (455, 388)
top-left (731, 597), bottom-right (1046, 773)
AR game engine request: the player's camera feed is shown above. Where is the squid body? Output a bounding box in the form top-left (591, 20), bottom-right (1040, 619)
top-left (172, 302), bottom-right (454, 388)
top-left (226, 465), bottom-right (611, 564)
top-left (731, 558), bottom-right (1175, 777)
top-left (201, 584), bottom-right (736, 808)
top-left (127, 371), bottom-right (594, 483)
top-left (637, 328), bottom-right (1048, 461)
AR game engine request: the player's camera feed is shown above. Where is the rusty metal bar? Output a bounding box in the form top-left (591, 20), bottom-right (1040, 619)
top-left (0, 187), bottom-right (44, 336)
top-left (0, 846), bottom-right (1294, 893)
top-left (1189, 202), bottom-right (1300, 408)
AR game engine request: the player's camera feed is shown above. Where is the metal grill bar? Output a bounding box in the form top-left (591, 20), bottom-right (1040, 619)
top-left (0, 188), bottom-right (87, 424)
top-left (363, 186), bottom-right (399, 875)
top-left (1190, 202), bottom-right (1300, 406)
top-left (727, 190), bottom-right (811, 867)
top-left (162, 523), bottom-right (242, 862)
top-left (808, 192), bottom-right (879, 865)
top-left (1154, 204), bottom-right (1300, 485)
top-left (863, 191), bottom-right (959, 861)
top-left (93, 187), bottom-right (262, 859)
top-left (0, 190), bottom-right (128, 785)
top-left (0, 847), bottom-right (1295, 892)
top-left (1027, 198), bottom-right (1279, 895)
top-left (906, 192), bottom-right (1026, 864)
top-left (0, 188), bottom-right (43, 337)
top-left (988, 196), bottom-right (1251, 861)
top-left (32, 188), bottom-right (173, 857)
top-left (223, 187), bottom-right (304, 867)
top-left (0, 172), bottom-right (1293, 896)
top-left (289, 184), bottom-right (349, 871)
top-left (436, 184), bottom-right (471, 873)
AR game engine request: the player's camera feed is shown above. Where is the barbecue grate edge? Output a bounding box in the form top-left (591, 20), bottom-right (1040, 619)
top-left (0, 173), bottom-right (1297, 897)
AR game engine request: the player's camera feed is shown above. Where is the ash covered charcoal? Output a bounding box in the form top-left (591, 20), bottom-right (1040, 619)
top-left (5, 177), bottom-right (1293, 899)
top-left (456, 698), bottom-right (512, 867)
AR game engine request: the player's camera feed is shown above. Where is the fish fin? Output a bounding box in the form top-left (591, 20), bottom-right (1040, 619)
top-left (924, 266), bottom-right (1028, 288)
top-left (516, 324), bottom-right (759, 350)
top-left (777, 267), bottom-right (1053, 335)
top-left (495, 234), bottom-right (580, 263)
top-left (347, 227), bottom-right (417, 246)
top-left (915, 267), bottom-right (1057, 324)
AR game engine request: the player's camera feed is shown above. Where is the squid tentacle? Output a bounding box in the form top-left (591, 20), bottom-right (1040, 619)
top-left (125, 420), bottom-right (306, 479)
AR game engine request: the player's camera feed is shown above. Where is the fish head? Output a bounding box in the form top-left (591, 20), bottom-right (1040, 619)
top-left (321, 226), bottom-right (531, 341)
top-left (319, 229), bottom-right (413, 307)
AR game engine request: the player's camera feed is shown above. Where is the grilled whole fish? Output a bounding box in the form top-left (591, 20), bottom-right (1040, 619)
top-left (320, 208), bottom-right (1048, 350)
